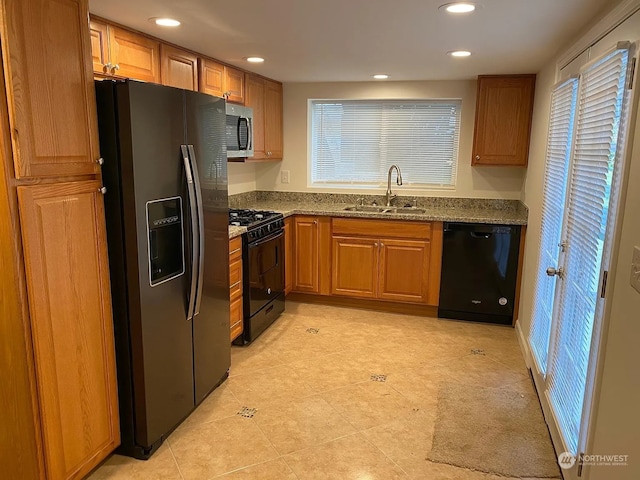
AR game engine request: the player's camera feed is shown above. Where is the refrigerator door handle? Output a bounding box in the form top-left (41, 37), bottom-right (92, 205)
top-left (181, 144), bottom-right (198, 321)
top-left (187, 145), bottom-right (205, 317)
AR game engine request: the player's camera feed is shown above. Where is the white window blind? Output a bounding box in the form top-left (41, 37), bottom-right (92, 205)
top-left (547, 45), bottom-right (631, 454)
top-left (528, 78), bottom-right (578, 374)
top-left (310, 100), bottom-right (461, 187)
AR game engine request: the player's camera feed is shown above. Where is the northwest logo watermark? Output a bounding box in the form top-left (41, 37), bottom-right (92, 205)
top-left (558, 452), bottom-right (629, 469)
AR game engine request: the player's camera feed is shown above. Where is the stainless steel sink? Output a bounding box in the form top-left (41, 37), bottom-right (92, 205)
top-left (343, 205), bottom-right (425, 214)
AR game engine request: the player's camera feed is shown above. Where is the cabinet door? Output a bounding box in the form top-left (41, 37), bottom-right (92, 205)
top-left (17, 181), bottom-right (119, 479)
top-left (161, 44), bottom-right (198, 91)
top-left (332, 236), bottom-right (379, 299)
top-left (245, 74), bottom-right (266, 159)
top-left (284, 217), bottom-right (293, 295)
top-left (293, 216), bottom-right (319, 293)
top-left (472, 75), bottom-right (536, 166)
top-left (0, 0), bottom-right (100, 178)
top-left (378, 239), bottom-right (430, 304)
top-left (89, 19), bottom-right (109, 75)
top-left (265, 80), bottom-right (283, 159)
top-left (108, 26), bottom-right (160, 82)
top-left (199, 58), bottom-right (225, 97)
top-left (225, 66), bottom-right (245, 104)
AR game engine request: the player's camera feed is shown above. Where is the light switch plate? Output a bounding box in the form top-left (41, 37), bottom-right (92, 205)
top-left (281, 170), bottom-right (290, 184)
top-left (631, 246), bottom-right (640, 294)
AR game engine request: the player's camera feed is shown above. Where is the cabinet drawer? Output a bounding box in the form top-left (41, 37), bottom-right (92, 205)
top-left (230, 297), bottom-right (243, 341)
top-left (229, 237), bottom-right (242, 261)
top-left (332, 218), bottom-right (431, 240)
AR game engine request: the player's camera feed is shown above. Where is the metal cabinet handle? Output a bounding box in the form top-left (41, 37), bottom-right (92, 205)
top-left (380, 242), bottom-right (384, 248)
top-left (112, 64), bottom-right (120, 74)
top-left (98, 186), bottom-right (107, 194)
top-left (96, 157), bottom-right (104, 165)
top-left (313, 220), bottom-right (317, 225)
top-left (475, 155), bottom-right (481, 161)
top-left (104, 62), bottom-right (112, 72)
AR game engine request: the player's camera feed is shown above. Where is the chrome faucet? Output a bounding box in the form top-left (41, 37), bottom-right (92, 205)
top-left (385, 164), bottom-right (403, 206)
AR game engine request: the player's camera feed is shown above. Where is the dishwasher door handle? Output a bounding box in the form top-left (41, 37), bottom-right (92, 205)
top-left (470, 231), bottom-right (493, 239)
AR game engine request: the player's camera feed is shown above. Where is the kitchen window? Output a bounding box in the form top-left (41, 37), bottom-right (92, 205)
top-left (309, 99), bottom-right (461, 188)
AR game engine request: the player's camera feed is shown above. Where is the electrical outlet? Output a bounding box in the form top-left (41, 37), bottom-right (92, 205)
top-left (631, 246), bottom-right (640, 294)
top-left (281, 170), bottom-right (290, 184)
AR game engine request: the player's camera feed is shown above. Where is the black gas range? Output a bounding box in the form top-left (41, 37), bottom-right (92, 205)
top-left (229, 209), bottom-right (285, 344)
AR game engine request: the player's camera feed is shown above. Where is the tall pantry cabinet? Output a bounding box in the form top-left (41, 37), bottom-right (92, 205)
top-left (0, 0), bottom-right (120, 479)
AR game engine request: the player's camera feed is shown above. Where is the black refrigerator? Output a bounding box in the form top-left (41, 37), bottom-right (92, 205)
top-left (95, 80), bottom-right (230, 459)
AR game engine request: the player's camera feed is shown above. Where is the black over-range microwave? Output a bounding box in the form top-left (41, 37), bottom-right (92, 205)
top-left (226, 103), bottom-right (253, 158)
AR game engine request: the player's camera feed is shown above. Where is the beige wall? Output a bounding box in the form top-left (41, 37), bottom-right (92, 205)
top-left (251, 80), bottom-right (527, 198)
top-left (518, 4), bottom-right (640, 479)
top-left (228, 162), bottom-right (257, 195)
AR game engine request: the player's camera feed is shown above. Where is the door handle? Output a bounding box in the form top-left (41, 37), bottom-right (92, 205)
top-left (187, 145), bottom-right (205, 317)
top-left (546, 267), bottom-right (564, 279)
top-left (182, 145), bottom-right (198, 321)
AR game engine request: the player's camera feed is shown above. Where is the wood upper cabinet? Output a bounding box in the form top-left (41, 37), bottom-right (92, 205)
top-left (199, 58), bottom-right (245, 103)
top-left (90, 19), bottom-right (160, 82)
top-left (108, 26), bottom-right (160, 82)
top-left (284, 217), bottom-right (293, 295)
top-left (245, 74), bottom-right (266, 158)
top-left (293, 216), bottom-right (319, 293)
top-left (472, 74), bottom-right (536, 166)
top-left (332, 236), bottom-right (379, 299)
top-left (17, 180), bottom-right (119, 480)
top-left (331, 219), bottom-right (443, 305)
top-left (0, 0), bottom-right (101, 178)
top-left (245, 74), bottom-right (284, 160)
top-left (264, 80), bottom-right (283, 158)
top-left (161, 44), bottom-right (198, 91)
top-left (89, 19), bottom-right (109, 74)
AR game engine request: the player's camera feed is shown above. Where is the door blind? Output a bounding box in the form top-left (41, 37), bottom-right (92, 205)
top-left (529, 78), bottom-right (578, 374)
top-left (310, 100), bottom-right (461, 187)
top-left (546, 45), bottom-right (631, 454)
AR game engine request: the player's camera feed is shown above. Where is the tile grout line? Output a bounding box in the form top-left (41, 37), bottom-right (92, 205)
top-left (166, 440), bottom-right (187, 480)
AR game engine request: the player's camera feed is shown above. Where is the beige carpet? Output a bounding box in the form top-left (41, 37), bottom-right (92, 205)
top-left (428, 382), bottom-right (561, 478)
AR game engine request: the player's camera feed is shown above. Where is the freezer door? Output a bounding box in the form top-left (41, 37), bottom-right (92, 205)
top-left (185, 90), bottom-right (230, 403)
top-left (117, 81), bottom-right (195, 450)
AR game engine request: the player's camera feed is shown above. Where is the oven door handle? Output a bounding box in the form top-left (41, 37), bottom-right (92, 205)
top-left (187, 145), bottom-right (205, 317)
top-left (248, 229), bottom-right (284, 249)
top-left (181, 145), bottom-right (198, 322)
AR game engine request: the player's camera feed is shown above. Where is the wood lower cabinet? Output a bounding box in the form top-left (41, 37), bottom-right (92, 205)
top-left (199, 58), bottom-right (245, 103)
top-left (18, 181), bottom-right (119, 479)
top-left (292, 216), bottom-right (331, 294)
top-left (378, 239), bottom-right (430, 303)
top-left (472, 74), bottom-right (536, 166)
top-left (293, 216), bottom-right (319, 293)
top-left (284, 217), bottom-right (293, 294)
top-left (331, 218), bottom-right (442, 305)
top-left (331, 236), bottom-right (379, 299)
top-left (229, 236), bottom-right (243, 341)
top-left (1, 0), bottom-right (101, 179)
top-left (245, 74), bottom-right (283, 160)
top-left (161, 44), bottom-right (198, 91)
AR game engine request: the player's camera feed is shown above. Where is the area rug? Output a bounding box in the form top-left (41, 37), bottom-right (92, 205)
top-left (427, 382), bottom-right (561, 478)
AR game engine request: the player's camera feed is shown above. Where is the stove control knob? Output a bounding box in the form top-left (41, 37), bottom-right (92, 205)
top-left (267, 224), bottom-right (272, 232)
top-left (267, 288), bottom-right (271, 295)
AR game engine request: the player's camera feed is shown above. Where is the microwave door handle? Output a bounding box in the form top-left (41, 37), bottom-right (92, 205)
top-left (247, 117), bottom-right (252, 151)
top-left (237, 117), bottom-right (243, 151)
top-left (187, 145), bottom-right (205, 317)
top-left (181, 145), bottom-right (198, 321)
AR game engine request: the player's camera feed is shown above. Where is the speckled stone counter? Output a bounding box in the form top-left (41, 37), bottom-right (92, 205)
top-left (228, 225), bottom-right (245, 239)
top-left (228, 191), bottom-right (528, 227)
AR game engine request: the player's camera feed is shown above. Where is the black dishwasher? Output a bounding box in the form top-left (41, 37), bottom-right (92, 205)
top-left (438, 222), bottom-right (521, 325)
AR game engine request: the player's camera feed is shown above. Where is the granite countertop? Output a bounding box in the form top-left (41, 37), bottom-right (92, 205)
top-left (227, 193), bottom-right (528, 239)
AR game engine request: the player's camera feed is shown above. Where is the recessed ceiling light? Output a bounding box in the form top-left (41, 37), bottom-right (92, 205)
top-left (150, 17), bottom-right (181, 27)
top-left (440, 2), bottom-right (477, 14)
top-left (448, 50), bottom-right (472, 57)
top-left (373, 74), bottom-right (389, 79)
top-left (245, 57), bottom-right (265, 63)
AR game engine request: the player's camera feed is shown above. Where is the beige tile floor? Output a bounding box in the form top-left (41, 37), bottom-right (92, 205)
top-left (89, 301), bottom-right (560, 480)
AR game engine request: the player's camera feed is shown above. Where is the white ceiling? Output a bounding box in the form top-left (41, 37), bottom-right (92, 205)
top-left (89, 0), bottom-right (613, 82)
